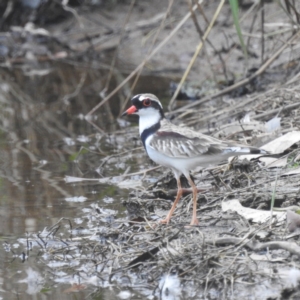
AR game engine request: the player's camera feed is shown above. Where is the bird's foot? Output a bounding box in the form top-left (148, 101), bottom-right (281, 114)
top-left (189, 218), bottom-right (199, 226)
top-left (159, 218), bottom-right (170, 225)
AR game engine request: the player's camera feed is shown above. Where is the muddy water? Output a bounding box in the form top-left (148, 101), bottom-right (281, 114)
top-left (0, 64), bottom-right (170, 299)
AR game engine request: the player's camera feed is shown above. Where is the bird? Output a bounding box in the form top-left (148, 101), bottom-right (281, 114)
top-left (122, 93), bottom-right (267, 226)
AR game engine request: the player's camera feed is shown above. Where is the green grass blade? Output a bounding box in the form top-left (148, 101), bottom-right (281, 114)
top-left (229, 0), bottom-right (248, 63)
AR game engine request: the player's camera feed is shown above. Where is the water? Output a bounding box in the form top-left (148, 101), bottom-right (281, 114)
top-left (0, 64), bottom-right (168, 299)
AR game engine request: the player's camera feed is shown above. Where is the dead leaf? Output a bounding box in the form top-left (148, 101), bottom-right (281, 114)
top-left (264, 156), bottom-right (288, 168)
top-left (222, 199), bottom-right (286, 223)
top-left (261, 131), bottom-right (300, 154)
top-left (265, 116), bottom-right (281, 132)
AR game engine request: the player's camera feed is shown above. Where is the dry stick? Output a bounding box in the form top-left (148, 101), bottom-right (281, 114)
top-left (168, 0), bottom-right (226, 111)
top-left (252, 101), bottom-right (300, 120)
top-left (239, 0), bottom-right (259, 24)
top-left (180, 90), bottom-right (269, 125)
top-left (103, 0), bottom-right (137, 94)
top-left (187, 0), bottom-right (227, 84)
top-left (100, 0), bottom-right (136, 126)
top-left (194, 0), bottom-right (210, 24)
top-left (86, 0), bottom-right (203, 117)
top-left (61, 0), bottom-right (95, 52)
top-left (65, 166), bottom-right (161, 183)
top-left (169, 31), bottom-right (300, 118)
top-left (208, 237), bottom-right (300, 258)
top-left (260, 0), bottom-right (265, 64)
top-left (204, 268), bottom-right (213, 297)
top-left (62, 72), bottom-right (87, 104)
top-left (246, 4), bottom-right (259, 52)
top-left (269, 170), bottom-right (279, 230)
top-left (280, 0), bottom-right (300, 27)
top-left (285, 69), bottom-right (300, 85)
top-left (184, 90), bottom-right (300, 127)
top-left (196, 96), bottom-right (300, 128)
top-left (119, 0), bottom-right (175, 115)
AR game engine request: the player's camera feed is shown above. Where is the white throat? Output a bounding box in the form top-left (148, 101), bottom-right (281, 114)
top-left (138, 107), bottom-right (162, 135)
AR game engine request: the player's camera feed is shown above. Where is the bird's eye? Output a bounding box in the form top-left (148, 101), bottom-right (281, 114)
top-left (143, 99), bottom-right (151, 106)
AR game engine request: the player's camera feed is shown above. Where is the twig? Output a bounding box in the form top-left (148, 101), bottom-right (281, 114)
top-left (62, 72), bottom-right (87, 105)
top-left (270, 170), bottom-right (279, 230)
top-left (187, 0), bottom-right (228, 84)
top-left (119, 0), bottom-right (175, 115)
top-left (86, 0), bottom-right (203, 117)
top-left (65, 166), bottom-right (161, 183)
top-left (168, 0), bottom-right (226, 110)
top-left (169, 31), bottom-right (300, 117)
top-left (208, 237), bottom-right (300, 257)
top-left (103, 0), bottom-right (137, 95)
top-left (252, 101), bottom-right (300, 120)
top-left (260, 0), bottom-right (265, 64)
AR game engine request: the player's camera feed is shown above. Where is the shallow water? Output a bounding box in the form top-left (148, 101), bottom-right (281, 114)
top-left (0, 64), bottom-right (169, 299)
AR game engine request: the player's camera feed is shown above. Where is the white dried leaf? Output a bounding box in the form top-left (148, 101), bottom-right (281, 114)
top-left (222, 199), bottom-right (286, 223)
top-left (265, 116), bottom-right (281, 132)
top-left (261, 131), bottom-right (300, 154)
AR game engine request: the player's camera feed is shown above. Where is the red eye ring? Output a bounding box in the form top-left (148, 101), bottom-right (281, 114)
top-left (143, 99), bottom-right (151, 106)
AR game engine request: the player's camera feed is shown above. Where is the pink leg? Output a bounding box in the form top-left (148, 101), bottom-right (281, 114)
top-left (186, 175), bottom-right (199, 226)
top-left (160, 178), bottom-right (182, 224)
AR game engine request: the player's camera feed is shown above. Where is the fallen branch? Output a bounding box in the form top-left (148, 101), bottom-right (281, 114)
top-left (208, 237), bottom-right (300, 257)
